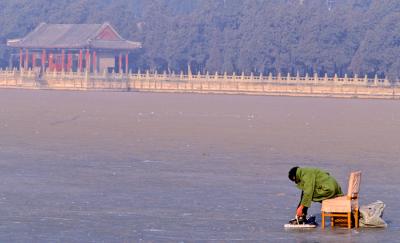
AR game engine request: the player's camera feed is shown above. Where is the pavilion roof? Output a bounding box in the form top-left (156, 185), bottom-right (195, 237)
top-left (7, 23), bottom-right (142, 51)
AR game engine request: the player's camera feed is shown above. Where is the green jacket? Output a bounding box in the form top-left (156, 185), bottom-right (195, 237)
top-left (296, 167), bottom-right (343, 207)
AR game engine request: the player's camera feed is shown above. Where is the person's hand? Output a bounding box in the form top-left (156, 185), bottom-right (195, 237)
top-left (296, 205), bottom-right (304, 217)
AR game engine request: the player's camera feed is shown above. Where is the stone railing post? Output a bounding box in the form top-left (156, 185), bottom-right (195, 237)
top-left (84, 69), bottom-right (89, 89)
top-left (188, 65), bottom-right (192, 81)
top-left (268, 72), bottom-right (273, 82)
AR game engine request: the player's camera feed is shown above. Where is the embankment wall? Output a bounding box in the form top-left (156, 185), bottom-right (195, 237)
top-left (1, 69), bottom-right (399, 99)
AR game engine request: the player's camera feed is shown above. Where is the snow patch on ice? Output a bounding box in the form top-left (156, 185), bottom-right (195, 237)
top-left (143, 228), bottom-right (166, 232)
top-left (141, 160), bottom-right (164, 164)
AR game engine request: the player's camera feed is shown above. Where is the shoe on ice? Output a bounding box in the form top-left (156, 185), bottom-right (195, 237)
top-left (288, 215), bottom-right (318, 226)
top-left (288, 215), bottom-right (306, 225)
top-left (285, 215), bottom-right (318, 229)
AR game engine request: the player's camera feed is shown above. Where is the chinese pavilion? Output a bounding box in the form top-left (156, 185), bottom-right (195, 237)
top-left (7, 22), bottom-right (142, 73)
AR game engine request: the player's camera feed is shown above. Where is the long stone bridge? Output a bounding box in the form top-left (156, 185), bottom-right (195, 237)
top-left (1, 68), bottom-right (399, 99)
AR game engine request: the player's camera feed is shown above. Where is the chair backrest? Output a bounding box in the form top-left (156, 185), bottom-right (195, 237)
top-left (347, 171), bottom-right (362, 199)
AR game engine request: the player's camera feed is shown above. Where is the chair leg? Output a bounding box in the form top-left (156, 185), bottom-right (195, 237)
top-left (348, 212), bottom-right (351, 229)
top-left (331, 216), bottom-right (334, 228)
top-left (355, 209), bottom-right (359, 228)
top-left (322, 211), bottom-right (325, 229)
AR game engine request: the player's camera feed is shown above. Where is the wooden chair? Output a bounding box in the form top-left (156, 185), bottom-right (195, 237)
top-left (321, 171), bottom-right (361, 229)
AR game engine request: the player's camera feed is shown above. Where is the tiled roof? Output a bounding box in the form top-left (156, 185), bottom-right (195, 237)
top-left (91, 40), bottom-right (142, 50)
top-left (7, 23), bottom-right (141, 50)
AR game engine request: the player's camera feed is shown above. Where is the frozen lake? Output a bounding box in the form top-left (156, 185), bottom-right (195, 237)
top-left (0, 89), bottom-right (398, 242)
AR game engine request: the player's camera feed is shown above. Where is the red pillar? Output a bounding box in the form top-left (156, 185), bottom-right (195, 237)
top-left (41, 50), bottom-right (46, 70)
top-left (25, 49), bottom-right (29, 69)
top-left (119, 53), bottom-right (122, 73)
top-left (67, 52), bottom-right (72, 72)
top-left (125, 53), bottom-right (129, 74)
top-left (61, 49), bottom-right (65, 72)
top-left (32, 52), bottom-right (36, 68)
top-left (93, 51), bottom-right (97, 73)
top-left (85, 50), bottom-right (90, 72)
top-left (49, 53), bottom-right (53, 71)
top-left (79, 50), bottom-right (83, 72)
top-left (19, 49), bottom-right (23, 69)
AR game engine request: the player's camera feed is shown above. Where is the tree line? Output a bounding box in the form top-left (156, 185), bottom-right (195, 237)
top-left (1, 0), bottom-right (400, 79)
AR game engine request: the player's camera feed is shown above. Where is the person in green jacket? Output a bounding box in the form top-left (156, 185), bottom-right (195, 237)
top-left (288, 167), bottom-right (343, 223)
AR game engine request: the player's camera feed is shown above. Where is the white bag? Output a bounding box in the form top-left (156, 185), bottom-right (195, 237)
top-left (359, 200), bottom-right (387, 228)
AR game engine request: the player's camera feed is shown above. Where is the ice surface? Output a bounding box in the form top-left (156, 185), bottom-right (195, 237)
top-left (0, 90), bottom-right (398, 241)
